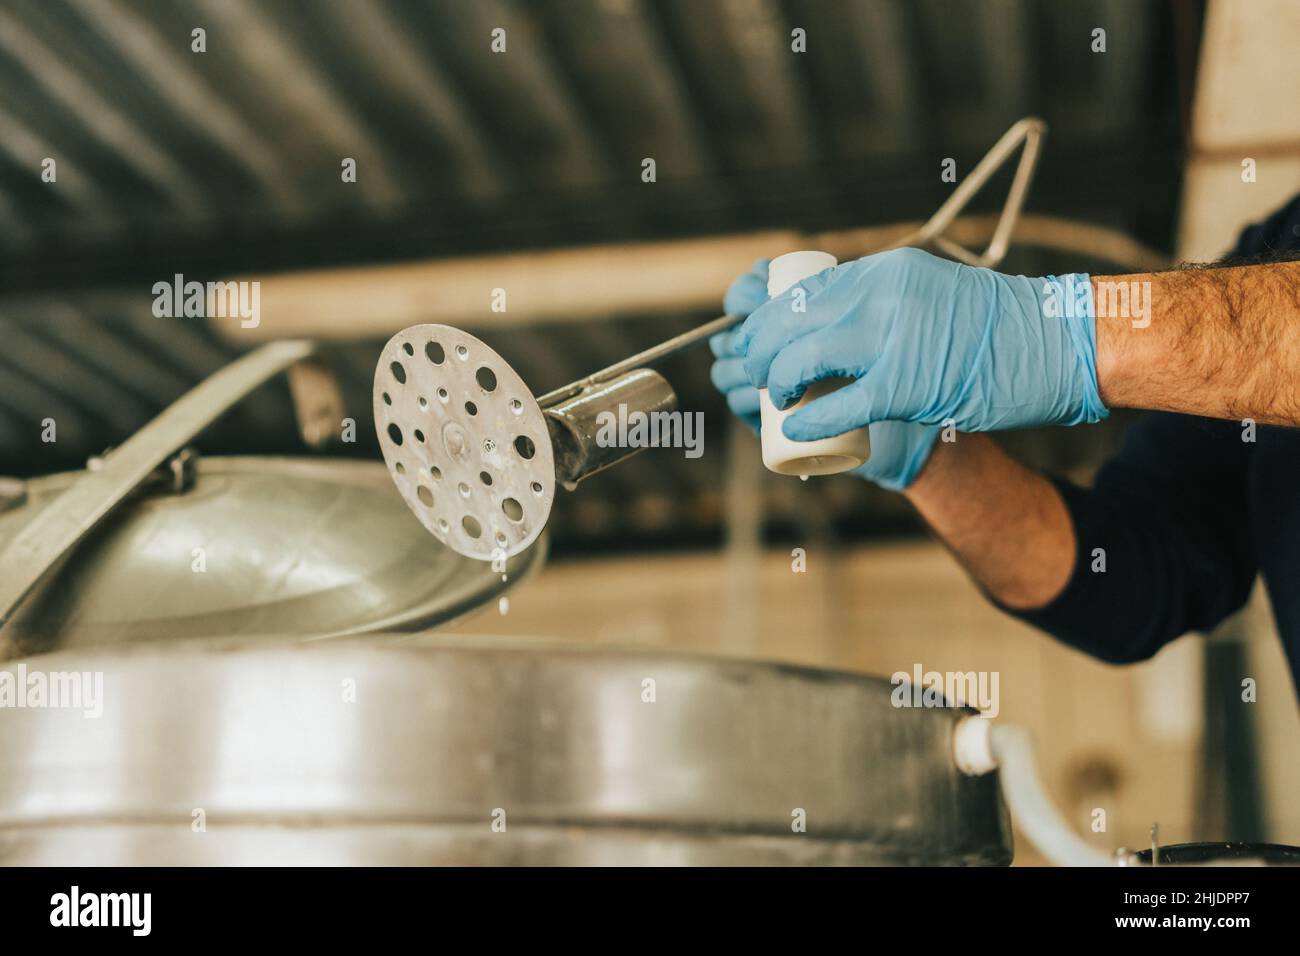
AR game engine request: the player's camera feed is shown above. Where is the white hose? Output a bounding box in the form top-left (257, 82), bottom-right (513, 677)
top-left (957, 719), bottom-right (1119, 867)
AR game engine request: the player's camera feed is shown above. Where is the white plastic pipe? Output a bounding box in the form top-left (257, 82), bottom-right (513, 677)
top-left (954, 717), bottom-right (1118, 867)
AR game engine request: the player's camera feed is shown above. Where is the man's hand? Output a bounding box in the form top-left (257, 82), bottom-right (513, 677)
top-left (736, 247), bottom-right (1109, 437)
top-left (714, 229), bottom-right (1300, 622)
top-left (710, 257), bottom-right (940, 490)
top-left (710, 258), bottom-right (770, 433)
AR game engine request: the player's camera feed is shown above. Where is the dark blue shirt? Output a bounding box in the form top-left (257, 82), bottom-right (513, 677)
top-left (1005, 196), bottom-right (1300, 698)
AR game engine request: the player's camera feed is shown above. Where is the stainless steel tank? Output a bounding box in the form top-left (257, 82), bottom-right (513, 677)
top-left (0, 457), bottom-right (540, 658)
top-left (0, 343), bottom-right (541, 658)
top-left (0, 343), bottom-right (1011, 866)
top-left (0, 638), bottom-right (1012, 865)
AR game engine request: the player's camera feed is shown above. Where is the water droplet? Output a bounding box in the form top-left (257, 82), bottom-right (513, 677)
top-left (799, 474), bottom-right (809, 482)
top-left (498, 596), bottom-right (509, 615)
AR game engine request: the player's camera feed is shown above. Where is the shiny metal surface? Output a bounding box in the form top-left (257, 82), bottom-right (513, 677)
top-left (375, 324), bottom-right (556, 562)
top-left (0, 341), bottom-right (317, 628)
top-left (0, 459), bottom-right (541, 658)
top-left (545, 368), bottom-right (678, 487)
top-left (0, 637), bottom-right (1012, 866)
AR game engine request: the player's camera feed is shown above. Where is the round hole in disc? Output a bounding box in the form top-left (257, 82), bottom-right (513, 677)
top-left (462, 515), bottom-right (482, 538)
top-left (476, 366), bottom-right (498, 392)
top-left (437, 388), bottom-right (449, 403)
top-left (530, 481), bottom-right (543, 495)
top-left (395, 462), bottom-right (406, 475)
top-left (382, 392), bottom-right (392, 406)
top-left (465, 401), bottom-right (478, 416)
top-left (426, 341), bottom-right (445, 364)
top-left (495, 531), bottom-right (508, 546)
top-left (387, 423), bottom-right (404, 446)
top-left (414, 429), bottom-right (425, 443)
top-left (403, 342), bottom-right (414, 356)
top-left (416, 486), bottom-right (434, 507)
top-left (455, 344), bottom-right (469, 360)
top-left (438, 518), bottom-right (449, 531)
top-left (502, 497), bottom-right (524, 522)
top-left (390, 361), bottom-right (407, 385)
top-left (479, 471), bottom-right (493, 486)
top-left (418, 396), bottom-right (428, 409)
top-left (458, 482), bottom-right (470, 498)
top-left (509, 399), bottom-right (523, 415)
top-left (514, 435), bottom-right (536, 460)
top-left (431, 466), bottom-right (442, 480)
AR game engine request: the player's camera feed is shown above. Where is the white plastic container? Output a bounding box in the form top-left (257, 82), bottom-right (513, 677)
top-left (758, 251), bottom-right (871, 476)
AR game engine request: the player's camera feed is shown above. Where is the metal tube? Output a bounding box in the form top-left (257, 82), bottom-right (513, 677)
top-left (536, 313), bottom-right (739, 408)
top-left (543, 368), bottom-right (678, 487)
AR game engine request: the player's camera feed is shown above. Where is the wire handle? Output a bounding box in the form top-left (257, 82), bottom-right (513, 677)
top-left (536, 117), bottom-right (1049, 410)
top-left (890, 116), bottom-right (1047, 268)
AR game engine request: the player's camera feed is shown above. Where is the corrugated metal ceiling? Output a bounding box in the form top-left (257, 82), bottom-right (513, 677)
top-left (0, 0), bottom-right (1199, 552)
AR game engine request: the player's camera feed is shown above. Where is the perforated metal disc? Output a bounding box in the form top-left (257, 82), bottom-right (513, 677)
top-left (374, 324), bottom-right (555, 561)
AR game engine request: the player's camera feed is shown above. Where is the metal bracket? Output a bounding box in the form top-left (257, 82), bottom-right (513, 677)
top-left (288, 358), bottom-right (346, 449)
top-left (0, 477), bottom-right (26, 515)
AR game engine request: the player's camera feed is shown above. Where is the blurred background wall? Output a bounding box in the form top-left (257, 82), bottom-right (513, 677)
top-left (2, 0), bottom-right (1299, 861)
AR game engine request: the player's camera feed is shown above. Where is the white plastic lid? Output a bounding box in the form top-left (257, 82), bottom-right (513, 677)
top-left (767, 250), bottom-right (837, 298)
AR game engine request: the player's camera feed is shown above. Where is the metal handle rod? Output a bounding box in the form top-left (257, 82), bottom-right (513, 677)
top-left (533, 118), bottom-right (1048, 411)
top-left (535, 313), bottom-right (741, 408)
top-left (0, 339), bottom-right (317, 628)
top-left (527, 115), bottom-right (1045, 416)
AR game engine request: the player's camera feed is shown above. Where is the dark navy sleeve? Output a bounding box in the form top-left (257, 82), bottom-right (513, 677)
top-left (995, 194), bottom-right (1300, 662)
top-left (1226, 193), bottom-right (1300, 259)
top-left (1000, 414), bottom-right (1256, 663)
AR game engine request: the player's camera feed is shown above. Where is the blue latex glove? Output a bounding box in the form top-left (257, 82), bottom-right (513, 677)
top-left (710, 258), bottom-right (942, 491)
top-left (710, 259), bottom-right (770, 433)
top-left (736, 248), bottom-right (1108, 440)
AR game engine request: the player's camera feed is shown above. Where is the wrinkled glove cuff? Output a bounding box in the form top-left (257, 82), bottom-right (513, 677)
top-left (890, 425), bottom-right (943, 492)
top-left (1043, 273), bottom-right (1109, 425)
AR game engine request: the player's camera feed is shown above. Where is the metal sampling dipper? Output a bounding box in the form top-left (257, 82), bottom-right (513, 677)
top-left (375, 117), bottom-right (1047, 561)
top-left (373, 316), bottom-right (736, 561)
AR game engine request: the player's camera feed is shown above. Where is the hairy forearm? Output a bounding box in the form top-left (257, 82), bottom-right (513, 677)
top-left (903, 435), bottom-right (1074, 609)
top-left (888, 261), bottom-right (1300, 613)
top-left (1096, 261), bottom-right (1300, 425)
